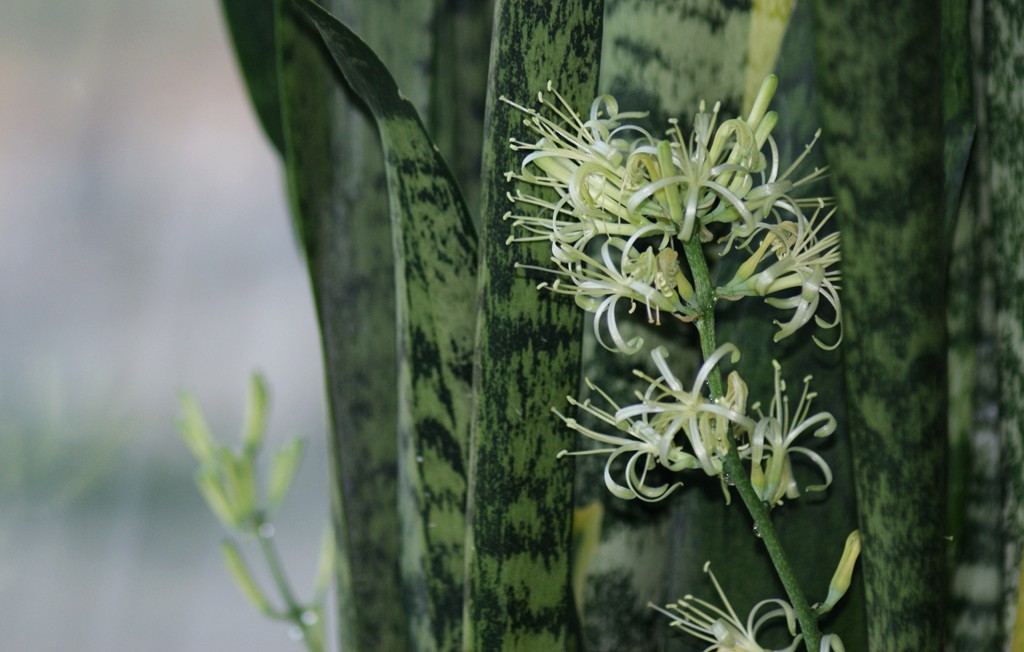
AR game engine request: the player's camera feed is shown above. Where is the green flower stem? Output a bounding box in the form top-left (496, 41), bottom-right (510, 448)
top-left (256, 520), bottom-right (323, 652)
top-left (680, 235), bottom-right (822, 652)
top-left (680, 236), bottom-right (724, 381)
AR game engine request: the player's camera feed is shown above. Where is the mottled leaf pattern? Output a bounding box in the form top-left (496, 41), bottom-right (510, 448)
top-left (292, 2), bottom-right (478, 650)
top-left (984, 0), bottom-right (1024, 645)
top-left (812, 0), bottom-right (947, 648)
top-left (275, 1), bottom-right (402, 647)
top-left (213, 0), bottom-right (1024, 647)
top-left (581, 2), bottom-right (753, 650)
top-left (708, 5), bottom-right (866, 649)
top-left (275, 0), bottom-right (444, 646)
top-left (463, 1), bottom-right (601, 649)
top-left (428, 0), bottom-right (495, 227)
top-left (944, 0), bottom-right (1000, 647)
top-left (576, 3), bottom-right (868, 651)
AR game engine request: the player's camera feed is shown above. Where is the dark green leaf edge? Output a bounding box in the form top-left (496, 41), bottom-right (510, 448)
top-left (220, 0), bottom-right (286, 155)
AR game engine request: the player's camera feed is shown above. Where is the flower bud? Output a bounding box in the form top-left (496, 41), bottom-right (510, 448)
top-left (819, 530), bottom-right (861, 615)
top-left (242, 373), bottom-right (269, 456)
top-left (267, 438), bottom-right (307, 515)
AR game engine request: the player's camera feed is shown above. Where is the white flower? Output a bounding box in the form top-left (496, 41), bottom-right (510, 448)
top-left (556, 344), bottom-right (753, 501)
top-left (621, 76), bottom-right (827, 244)
top-left (711, 127), bottom-right (830, 248)
top-left (650, 561), bottom-right (803, 652)
top-left (555, 378), bottom-right (700, 502)
top-left (719, 204), bottom-right (842, 349)
top-left (502, 82), bottom-right (664, 234)
top-left (616, 344), bottom-right (755, 476)
top-left (505, 76), bottom-right (829, 250)
top-left (518, 232), bottom-right (696, 354)
top-left (503, 78), bottom-right (838, 347)
top-left (744, 360), bottom-right (836, 508)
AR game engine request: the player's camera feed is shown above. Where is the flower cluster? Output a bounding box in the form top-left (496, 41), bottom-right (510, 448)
top-left (503, 76), bottom-right (840, 352)
top-left (557, 345), bottom-right (834, 506)
top-left (650, 562), bottom-right (846, 652)
top-left (718, 201), bottom-right (842, 348)
top-left (517, 236), bottom-right (692, 354)
top-left (507, 79), bottom-right (851, 650)
top-left (555, 344), bottom-right (749, 501)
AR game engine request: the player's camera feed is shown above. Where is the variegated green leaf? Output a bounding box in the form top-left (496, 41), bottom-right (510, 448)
top-left (942, 0), bottom-right (991, 647)
top-left (428, 0), bottom-right (496, 227)
top-left (941, 0), bottom-right (975, 233)
top-left (812, 0), bottom-right (947, 648)
top-left (464, 0), bottom-right (601, 649)
top-left (942, 0), bottom-right (976, 562)
top-left (947, 163), bottom-right (1003, 648)
top-left (985, 0), bottom-right (1024, 645)
top-left (275, 0), bottom-right (405, 647)
top-left (707, 5), bottom-right (867, 650)
top-left (292, 2), bottom-right (478, 649)
top-left (600, 0), bottom-right (750, 118)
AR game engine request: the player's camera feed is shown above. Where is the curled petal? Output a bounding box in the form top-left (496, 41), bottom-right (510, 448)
top-left (693, 344), bottom-right (742, 396)
top-left (821, 634), bottom-right (845, 652)
top-left (651, 561), bottom-right (805, 652)
top-left (745, 361), bottom-right (836, 508)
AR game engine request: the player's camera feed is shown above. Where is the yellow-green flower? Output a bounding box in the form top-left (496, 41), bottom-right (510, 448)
top-left (818, 530), bottom-right (861, 616)
top-left (504, 76), bottom-right (829, 249)
top-left (650, 561), bottom-right (803, 652)
top-left (719, 205), bottom-right (841, 348)
top-left (518, 234), bottom-right (696, 354)
top-left (555, 344), bottom-right (752, 500)
top-left (555, 378), bottom-right (701, 502)
top-left (505, 78), bottom-right (834, 344)
top-left (745, 360), bottom-right (836, 508)
top-left (617, 344), bottom-right (755, 476)
top-left (651, 562), bottom-right (847, 651)
top-left (502, 83), bottom-right (663, 233)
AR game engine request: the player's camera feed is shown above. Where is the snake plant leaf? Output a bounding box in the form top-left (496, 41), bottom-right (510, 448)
top-left (941, 0), bottom-right (975, 544)
top-left (600, 0), bottom-right (750, 118)
top-left (275, 0), bottom-right (404, 647)
top-left (985, 0), bottom-right (1024, 645)
top-left (812, 0), bottom-right (947, 648)
top-left (291, 2), bottom-right (477, 649)
top-left (464, 1), bottom-right (601, 649)
top-left (941, 0), bottom-right (975, 234)
top-left (428, 0), bottom-right (496, 227)
top-left (220, 0), bottom-right (285, 155)
top-left (941, 1), bottom-right (987, 645)
top-left (947, 163), bottom-right (1004, 648)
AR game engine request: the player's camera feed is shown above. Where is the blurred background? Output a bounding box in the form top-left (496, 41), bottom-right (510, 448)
top-left (1, 1), bottom-right (332, 649)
